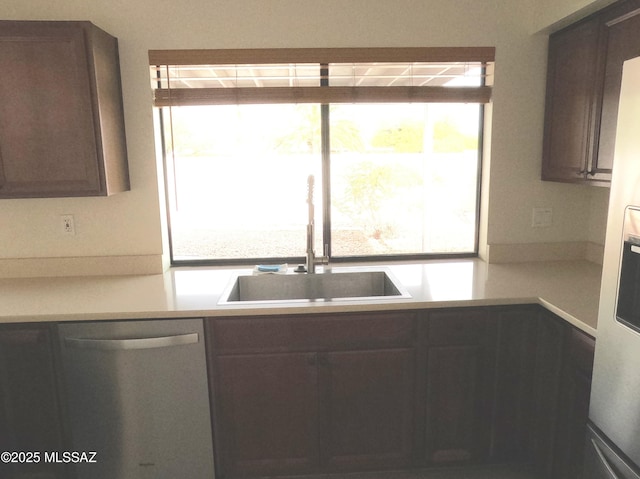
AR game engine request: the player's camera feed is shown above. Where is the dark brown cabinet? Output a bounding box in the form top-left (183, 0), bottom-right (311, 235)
top-left (207, 305), bottom-right (595, 478)
top-left (0, 21), bottom-right (129, 198)
top-left (553, 326), bottom-right (596, 479)
top-left (0, 323), bottom-right (67, 479)
top-left (542, 0), bottom-right (640, 186)
top-left (492, 306), bottom-right (539, 462)
top-left (527, 310), bottom-right (596, 479)
top-left (542, 17), bottom-right (604, 184)
top-left (595, 1), bottom-right (640, 174)
top-left (321, 348), bottom-right (416, 470)
top-left (423, 308), bottom-right (498, 465)
top-left (214, 352), bottom-right (319, 476)
top-left (0, 304), bottom-right (594, 479)
top-left (421, 306), bottom-right (594, 476)
top-left (208, 312), bottom-right (418, 478)
top-left (530, 310), bottom-right (567, 476)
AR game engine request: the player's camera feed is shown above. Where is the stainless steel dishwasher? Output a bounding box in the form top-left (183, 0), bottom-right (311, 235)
top-left (58, 318), bottom-right (215, 479)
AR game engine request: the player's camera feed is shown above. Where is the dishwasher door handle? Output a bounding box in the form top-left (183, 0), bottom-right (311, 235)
top-left (64, 332), bottom-right (199, 351)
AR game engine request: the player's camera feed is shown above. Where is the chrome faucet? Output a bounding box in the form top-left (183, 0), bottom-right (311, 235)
top-left (305, 174), bottom-right (329, 273)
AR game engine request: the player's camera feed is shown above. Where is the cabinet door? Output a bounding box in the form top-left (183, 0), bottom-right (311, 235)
top-left (424, 309), bottom-right (498, 464)
top-left (491, 307), bottom-right (538, 462)
top-left (320, 348), bottom-right (415, 471)
top-left (0, 324), bottom-right (67, 479)
top-left (553, 327), bottom-right (595, 479)
top-left (0, 22), bottom-right (101, 197)
top-left (213, 353), bottom-right (319, 478)
top-left (530, 311), bottom-right (566, 477)
top-left (0, 21), bottom-right (129, 198)
top-left (542, 17), bottom-right (603, 183)
top-left (595, 4), bottom-right (640, 180)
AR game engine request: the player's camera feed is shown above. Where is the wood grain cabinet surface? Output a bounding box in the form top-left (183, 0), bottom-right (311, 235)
top-left (542, 16), bottom-right (604, 184)
top-left (206, 306), bottom-right (595, 479)
top-left (321, 348), bottom-right (416, 471)
top-left (213, 351), bottom-right (320, 477)
top-left (208, 311), bottom-right (418, 478)
top-left (0, 20), bottom-right (129, 198)
top-left (0, 323), bottom-right (68, 479)
top-left (552, 325), bottom-right (596, 479)
top-left (0, 305), bottom-right (595, 479)
top-left (423, 308), bottom-right (498, 465)
top-left (491, 306), bottom-right (539, 463)
top-left (527, 309), bottom-right (596, 479)
top-left (530, 310), bottom-right (567, 476)
top-left (542, 0), bottom-right (640, 186)
top-left (595, 1), bottom-right (640, 176)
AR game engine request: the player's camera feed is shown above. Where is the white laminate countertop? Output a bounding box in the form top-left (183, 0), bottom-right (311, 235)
top-left (0, 259), bottom-right (602, 337)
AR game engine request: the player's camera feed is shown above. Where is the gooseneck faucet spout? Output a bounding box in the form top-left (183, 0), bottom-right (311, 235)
top-left (305, 175), bottom-right (329, 273)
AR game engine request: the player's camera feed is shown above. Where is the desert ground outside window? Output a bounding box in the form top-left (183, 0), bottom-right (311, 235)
top-left (149, 47), bottom-right (494, 265)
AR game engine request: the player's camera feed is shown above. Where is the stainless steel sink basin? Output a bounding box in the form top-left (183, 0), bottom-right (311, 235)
top-left (218, 269), bottom-right (411, 304)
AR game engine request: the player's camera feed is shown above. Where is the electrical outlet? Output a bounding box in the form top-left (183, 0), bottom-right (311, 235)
top-left (532, 208), bottom-right (552, 228)
top-left (61, 214), bottom-right (75, 235)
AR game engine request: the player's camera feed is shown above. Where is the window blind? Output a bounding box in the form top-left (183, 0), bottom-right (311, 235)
top-left (149, 47), bottom-right (494, 107)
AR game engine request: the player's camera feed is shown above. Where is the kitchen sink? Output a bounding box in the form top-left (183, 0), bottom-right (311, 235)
top-left (218, 269), bottom-right (411, 304)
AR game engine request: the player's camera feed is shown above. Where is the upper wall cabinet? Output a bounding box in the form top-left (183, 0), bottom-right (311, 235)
top-left (0, 21), bottom-right (129, 198)
top-left (542, 0), bottom-right (640, 186)
top-left (596, 1), bottom-right (640, 173)
top-left (542, 16), bottom-right (604, 185)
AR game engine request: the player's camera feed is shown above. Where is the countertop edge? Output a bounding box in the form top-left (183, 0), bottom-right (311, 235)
top-left (537, 298), bottom-right (597, 337)
top-left (0, 295), bottom-right (595, 337)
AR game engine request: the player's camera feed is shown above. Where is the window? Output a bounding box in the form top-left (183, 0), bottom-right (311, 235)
top-left (150, 48), bottom-right (494, 265)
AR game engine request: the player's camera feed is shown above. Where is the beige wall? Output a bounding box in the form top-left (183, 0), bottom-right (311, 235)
top-left (532, 0), bottom-right (617, 32)
top-left (0, 0), bottom-right (610, 276)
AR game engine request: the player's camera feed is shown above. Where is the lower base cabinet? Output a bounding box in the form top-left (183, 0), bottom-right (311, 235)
top-left (492, 307), bottom-right (539, 463)
top-left (553, 322), bottom-right (596, 479)
top-left (208, 312), bottom-right (418, 478)
top-left (214, 352), bottom-right (320, 476)
top-left (531, 310), bottom-right (567, 475)
top-left (322, 348), bottom-right (416, 470)
top-left (423, 309), bottom-right (498, 464)
top-left (0, 304), bottom-right (593, 479)
top-left (208, 305), bottom-right (594, 479)
top-left (0, 324), bottom-right (68, 479)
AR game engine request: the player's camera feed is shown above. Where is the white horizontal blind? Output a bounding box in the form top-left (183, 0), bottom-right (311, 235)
top-left (149, 48), bottom-right (494, 106)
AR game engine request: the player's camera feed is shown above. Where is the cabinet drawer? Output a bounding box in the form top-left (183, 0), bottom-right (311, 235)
top-left (427, 309), bottom-right (494, 345)
top-left (210, 312), bottom-right (416, 354)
